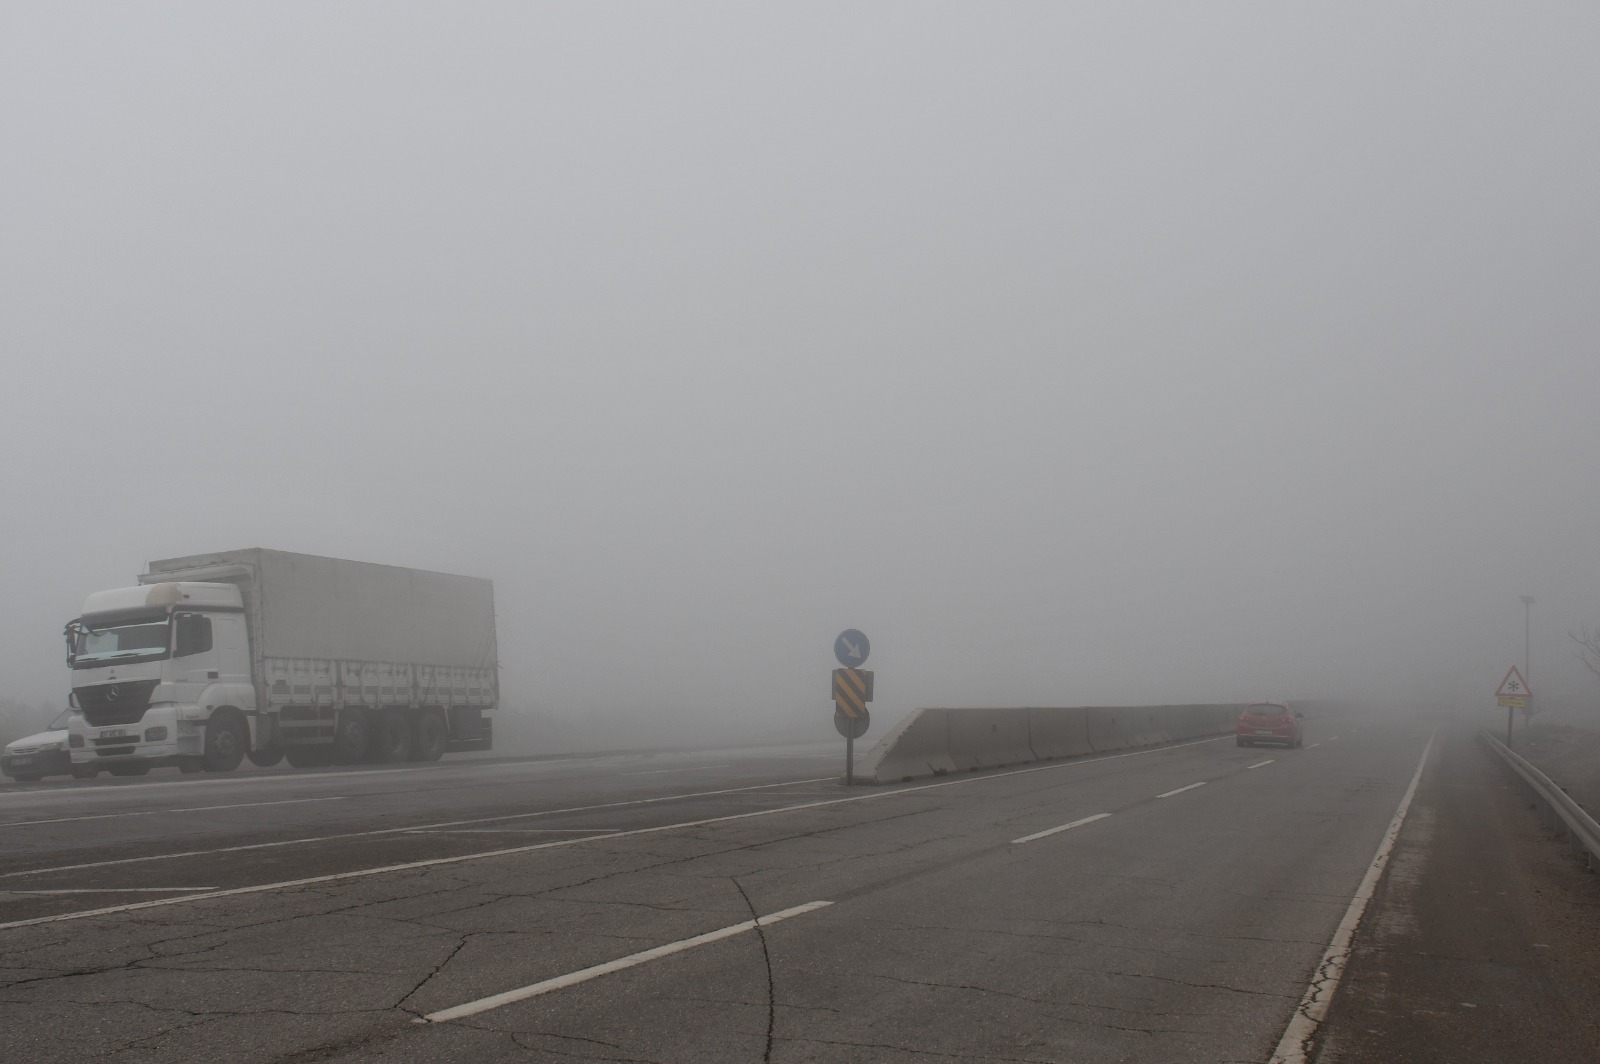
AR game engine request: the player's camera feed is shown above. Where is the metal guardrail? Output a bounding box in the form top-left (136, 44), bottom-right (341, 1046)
top-left (1480, 730), bottom-right (1600, 872)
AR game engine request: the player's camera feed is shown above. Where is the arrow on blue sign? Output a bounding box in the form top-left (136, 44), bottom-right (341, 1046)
top-left (834, 629), bottom-right (870, 667)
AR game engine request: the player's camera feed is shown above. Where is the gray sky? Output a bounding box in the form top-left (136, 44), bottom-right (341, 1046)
top-left (4, 3), bottom-right (1598, 747)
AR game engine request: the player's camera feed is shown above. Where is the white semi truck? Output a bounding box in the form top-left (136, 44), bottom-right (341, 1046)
top-left (64, 549), bottom-right (497, 776)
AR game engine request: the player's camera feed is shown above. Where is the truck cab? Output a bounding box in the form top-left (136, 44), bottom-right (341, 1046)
top-left (66, 582), bottom-right (256, 775)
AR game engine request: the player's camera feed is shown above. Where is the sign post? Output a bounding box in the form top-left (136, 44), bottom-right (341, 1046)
top-left (832, 630), bottom-right (873, 785)
top-left (1496, 665), bottom-right (1531, 747)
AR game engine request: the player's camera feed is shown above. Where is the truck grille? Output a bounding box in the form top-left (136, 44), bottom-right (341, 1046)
top-left (78, 680), bottom-right (160, 727)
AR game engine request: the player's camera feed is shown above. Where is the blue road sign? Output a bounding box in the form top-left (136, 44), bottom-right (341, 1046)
top-left (834, 629), bottom-right (870, 667)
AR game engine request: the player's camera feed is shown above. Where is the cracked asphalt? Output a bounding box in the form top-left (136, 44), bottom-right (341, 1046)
top-left (0, 717), bottom-right (1456, 1062)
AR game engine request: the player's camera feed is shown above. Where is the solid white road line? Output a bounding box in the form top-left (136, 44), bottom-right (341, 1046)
top-left (3, 887), bottom-right (215, 895)
top-left (0, 777), bottom-right (837, 879)
top-left (0, 755), bottom-right (663, 798)
top-left (1269, 733), bottom-right (1434, 1064)
top-left (1304, 742), bottom-right (1321, 749)
top-left (0, 735), bottom-right (1231, 931)
top-left (0, 797), bottom-right (348, 829)
top-left (177, 797), bottom-right (348, 813)
top-left (404, 828), bottom-right (605, 835)
top-left (1248, 760), bottom-right (1276, 770)
top-left (416, 901), bottom-right (834, 1024)
top-left (1011, 813), bottom-right (1113, 845)
top-left (1156, 782), bottom-right (1206, 798)
top-left (622, 765), bottom-right (731, 775)
top-left (3, 737), bottom-right (1230, 882)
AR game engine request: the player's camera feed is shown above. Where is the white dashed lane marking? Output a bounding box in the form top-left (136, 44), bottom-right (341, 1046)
top-left (1011, 813), bottom-right (1114, 845)
top-left (417, 901), bottom-right (834, 1024)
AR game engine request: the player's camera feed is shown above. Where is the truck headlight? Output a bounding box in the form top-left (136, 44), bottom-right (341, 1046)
top-left (144, 727), bottom-right (168, 742)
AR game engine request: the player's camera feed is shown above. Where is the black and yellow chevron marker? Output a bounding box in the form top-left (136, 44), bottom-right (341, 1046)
top-left (832, 667), bottom-right (874, 719)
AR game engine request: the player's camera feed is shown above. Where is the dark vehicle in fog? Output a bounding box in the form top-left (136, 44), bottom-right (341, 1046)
top-left (2, 709), bottom-right (93, 781)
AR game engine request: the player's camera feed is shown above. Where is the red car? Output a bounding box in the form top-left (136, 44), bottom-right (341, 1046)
top-left (1236, 701), bottom-right (1304, 748)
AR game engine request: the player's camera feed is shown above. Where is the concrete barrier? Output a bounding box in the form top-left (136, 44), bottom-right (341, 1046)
top-left (1123, 706), bottom-right (1166, 747)
top-left (1085, 707), bottom-right (1125, 753)
top-left (857, 708), bottom-right (956, 783)
top-left (861, 703), bottom-right (1242, 784)
top-left (1172, 704), bottom-right (1225, 741)
top-left (1027, 706), bottom-right (1093, 760)
top-left (945, 707), bottom-right (1034, 771)
top-left (1164, 706), bottom-right (1196, 741)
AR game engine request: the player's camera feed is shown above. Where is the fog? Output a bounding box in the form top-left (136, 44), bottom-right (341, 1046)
top-left (4, 4), bottom-right (1598, 752)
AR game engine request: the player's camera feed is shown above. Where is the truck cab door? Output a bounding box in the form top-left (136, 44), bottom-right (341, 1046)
top-left (169, 612), bottom-right (221, 703)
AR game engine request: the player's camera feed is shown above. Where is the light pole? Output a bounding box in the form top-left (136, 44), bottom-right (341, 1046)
top-left (1515, 594), bottom-right (1534, 746)
top-left (1520, 595), bottom-right (1534, 691)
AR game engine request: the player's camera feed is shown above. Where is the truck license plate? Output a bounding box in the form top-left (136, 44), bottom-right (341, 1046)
top-left (101, 729), bottom-right (127, 739)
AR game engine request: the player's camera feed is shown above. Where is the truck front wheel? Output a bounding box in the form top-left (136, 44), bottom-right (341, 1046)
top-left (411, 710), bottom-right (447, 762)
top-left (203, 711), bottom-right (247, 772)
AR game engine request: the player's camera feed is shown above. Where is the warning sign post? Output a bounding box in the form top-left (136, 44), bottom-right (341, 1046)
top-left (1496, 666), bottom-right (1532, 745)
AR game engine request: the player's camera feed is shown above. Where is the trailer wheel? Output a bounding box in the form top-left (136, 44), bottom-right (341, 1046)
top-left (373, 711), bottom-right (412, 763)
top-left (203, 710), bottom-right (248, 772)
top-left (332, 709), bottom-right (372, 764)
top-left (246, 747), bottom-right (285, 768)
top-left (411, 709), bottom-right (447, 762)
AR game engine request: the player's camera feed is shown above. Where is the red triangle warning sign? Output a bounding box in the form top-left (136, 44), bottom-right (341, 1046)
top-left (1495, 665), bottom-right (1531, 699)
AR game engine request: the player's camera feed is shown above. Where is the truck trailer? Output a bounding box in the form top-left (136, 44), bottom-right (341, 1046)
top-left (64, 549), bottom-right (497, 776)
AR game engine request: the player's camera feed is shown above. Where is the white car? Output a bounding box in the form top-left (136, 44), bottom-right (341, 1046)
top-left (2, 709), bottom-right (95, 781)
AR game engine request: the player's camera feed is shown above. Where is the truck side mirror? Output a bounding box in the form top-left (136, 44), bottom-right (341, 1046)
top-left (62, 618), bottom-right (82, 666)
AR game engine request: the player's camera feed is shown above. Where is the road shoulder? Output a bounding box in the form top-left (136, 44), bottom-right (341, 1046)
top-left (1315, 726), bottom-right (1600, 1063)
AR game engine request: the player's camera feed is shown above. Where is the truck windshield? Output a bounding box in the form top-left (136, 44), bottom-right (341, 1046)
top-left (73, 614), bottom-right (170, 668)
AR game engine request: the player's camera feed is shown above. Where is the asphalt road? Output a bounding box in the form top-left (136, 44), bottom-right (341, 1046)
top-left (0, 716), bottom-right (1451, 1062)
